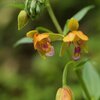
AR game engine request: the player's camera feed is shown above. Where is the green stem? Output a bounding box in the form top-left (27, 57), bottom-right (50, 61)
top-left (46, 0), bottom-right (63, 34)
top-left (75, 69), bottom-right (92, 100)
top-left (62, 61), bottom-right (73, 87)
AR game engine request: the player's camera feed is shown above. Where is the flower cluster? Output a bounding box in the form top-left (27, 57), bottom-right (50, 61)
top-left (26, 18), bottom-right (88, 60)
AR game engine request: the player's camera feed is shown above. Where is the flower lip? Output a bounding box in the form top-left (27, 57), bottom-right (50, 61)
top-left (73, 46), bottom-right (81, 61)
top-left (45, 46), bottom-right (54, 56)
top-left (34, 33), bottom-right (49, 49)
top-left (73, 55), bottom-right (80, 61)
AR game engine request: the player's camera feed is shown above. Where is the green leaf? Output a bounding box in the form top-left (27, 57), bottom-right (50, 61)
top-left (36, 26), bottom-right (53, 33)
top-left (73, 5), bottom-right (94, 21)
top-left (82, 61), bottom-right (100, 100)
top-left (9, 3), bottom-right (25, 9)
top-left (49, 33), bottom-right (64, 41)
top-left (14, 37), bottom-right (33, 47)
top-left (63, 20), bottom-right (69, 35)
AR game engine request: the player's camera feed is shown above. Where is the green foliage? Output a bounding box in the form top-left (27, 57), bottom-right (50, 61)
top-left (74, 60), bottom-right (100, 99)
top-left (14, 37), bottom-right (32, 47)
top-left (83, 61), bottom-right (100, 100)
top-left (73, 5), bottom-right (95, 21)
top-left (63, 20), bottom-right (69, 35)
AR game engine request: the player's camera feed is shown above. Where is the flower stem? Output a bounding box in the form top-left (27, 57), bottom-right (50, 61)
top-left (75, 69), bottom-right (92, 100)
top-left (62, 61), bottom-right (73, 87)
top-left (46, 0), bottom-right (63, 34)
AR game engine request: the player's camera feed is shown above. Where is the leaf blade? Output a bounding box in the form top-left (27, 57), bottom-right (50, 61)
top-left (82, 61), bottom-right (100, 100)
top-left (14, 37), bottom-right (33, 47)
top-left (73, 5), bottom-right (95, 21)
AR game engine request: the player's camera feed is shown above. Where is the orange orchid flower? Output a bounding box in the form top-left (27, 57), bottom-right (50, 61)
top-left (63, 18), bottom-right (88, 60)
top-left (26, 30), bottom-right (54, 57)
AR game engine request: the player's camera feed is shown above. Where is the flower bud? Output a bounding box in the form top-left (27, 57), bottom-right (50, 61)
top-left (25, 0), bottom-right (46, 19)
top-left (18, 10), bottom-right (29, 30)
top-left (68, 18), bottom-right (79, 31)
top-left (56, 87), bottom-right (72, 100)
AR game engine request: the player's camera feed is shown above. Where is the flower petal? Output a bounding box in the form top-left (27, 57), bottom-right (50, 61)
top-left (76, 31), bottom-right (88, 41)
top-left (26, 30), bottom-right (38, 38)
top-left (45, 46), bottom-right (54, 56)
top-left (36, 33), bottom-right (49, 42)
top-left (63, 32), bottom-right (76, 42)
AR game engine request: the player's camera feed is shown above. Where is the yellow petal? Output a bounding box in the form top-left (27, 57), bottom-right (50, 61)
top-left (26, 30), bottom-right (38, 38)
top-left (36, 33), bottom-right (49, 42)
top-left (33, 33), bottom-right (39, 49)
top-left (76, 31), bottom-right (88, 41)
top-left (68, 18), bottom-right (79, 31)
top-left (63, 32), bottom-right (76, 42)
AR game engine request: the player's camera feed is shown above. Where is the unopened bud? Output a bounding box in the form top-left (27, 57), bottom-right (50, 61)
top-left (56, 87), bottom-right (72, 100)
top-left (68, 18), bottom-right (79, 31)
top-left (18, 10), bottom-right (29, 30)
top-left (25, 0), bottom-right (46, 19)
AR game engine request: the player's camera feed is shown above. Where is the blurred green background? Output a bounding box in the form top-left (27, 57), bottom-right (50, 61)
top-left (0, 0), bottom-right (100, 100)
